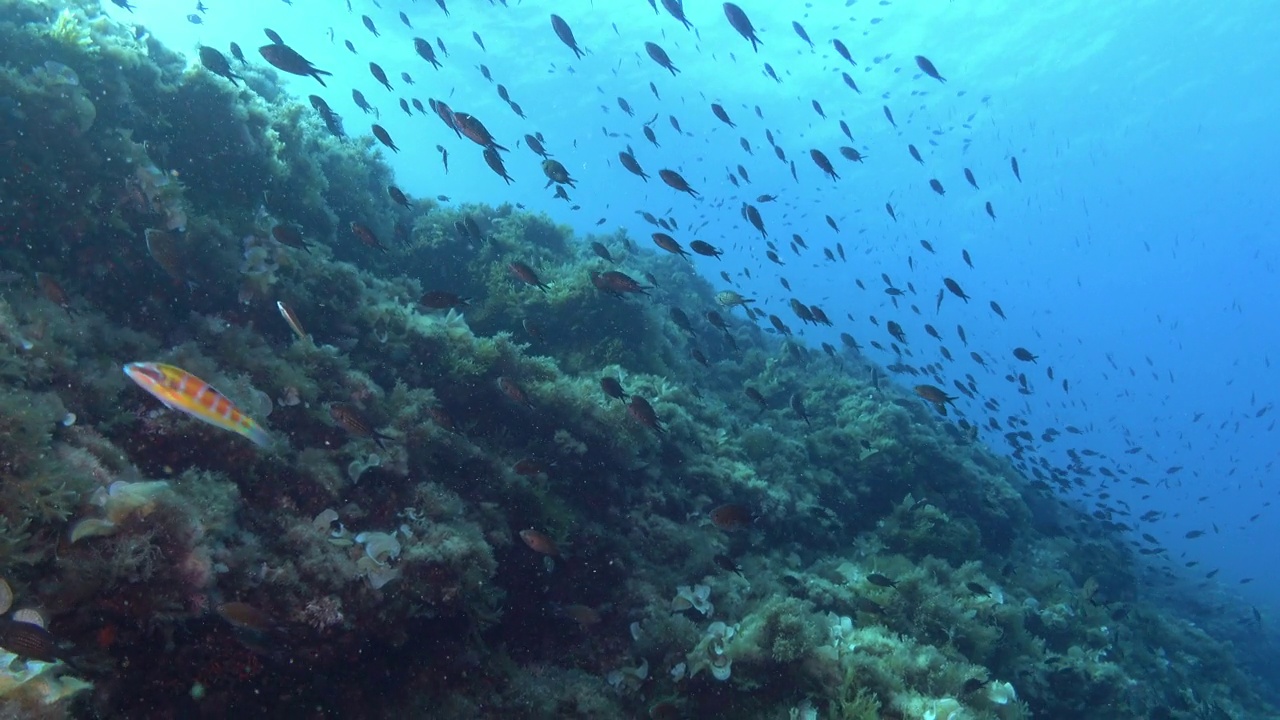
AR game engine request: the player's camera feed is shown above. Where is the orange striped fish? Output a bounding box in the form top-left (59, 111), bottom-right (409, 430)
top-left (124, 362), bottom-right (271, 447)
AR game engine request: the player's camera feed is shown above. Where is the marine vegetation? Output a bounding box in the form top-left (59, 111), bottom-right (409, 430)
top-left (0, 1), bottom-right (1274, 719)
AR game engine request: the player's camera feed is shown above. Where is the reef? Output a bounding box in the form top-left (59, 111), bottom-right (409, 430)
top-left (0, 1), bottom-right (1274, 719)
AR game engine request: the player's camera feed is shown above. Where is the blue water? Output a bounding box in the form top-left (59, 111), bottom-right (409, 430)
top-left (111, 0), bottom-right (1279, 627)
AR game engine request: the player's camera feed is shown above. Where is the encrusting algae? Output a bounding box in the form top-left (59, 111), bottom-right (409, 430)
top-left (0, 1), bottom-right (1274, 718)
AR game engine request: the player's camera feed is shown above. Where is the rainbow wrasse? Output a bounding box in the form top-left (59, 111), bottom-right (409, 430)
top-left (124, 362), bottom-right (271, 447)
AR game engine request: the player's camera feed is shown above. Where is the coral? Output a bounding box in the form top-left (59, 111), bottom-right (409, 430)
top-left (688, 620), bottom-right (737, 682)
top-left (0, 650), bottom-right (92, 712)
top-left (733, 596), bottom-right (824, 665)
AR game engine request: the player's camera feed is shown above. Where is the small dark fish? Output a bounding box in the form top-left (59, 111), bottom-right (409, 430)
top-left (789, 392), bottom-right (810, 426)
top-left (866, 573), bottom-right (898, 589)
top-left (990, 301), bottom-right (1005, 319)
top-left (524, 134), bottom-right (551, 158)
top-left (644, 41), bottom-right (680, 75)
top-left (929, 178), bottom-right (946, 196)
top-left (710, 103), bottom-right (735, 127)
top-left (792, 20), bottom-right (813, 49)
top-left (541, 159), bottom-right (576, 188)
top-left (199, 46), bottom-right (241, 85)
top-left (309, 93), bottom-right (347, 138)
top-left (689, 240), bottom-right (723, 258)
top-left (627, 395), bottom-right (665, 434)
top-left (652, 232), bottom-right (690, 260)
top-left (472, 31), bottom-right (485, 51)
top-left (414, 37), bottom-right (443, 69)
top-left (723, 3), bottom-right (761, 52)
top-left (810, 149), bottom-right (839, 181)
top-left (965, 581), bottom-right (991, 597)
top-left (454, 112), bottom-right (507, 150)
top-left (369, 62), bottom-right (393, 91)
top-left (661, 0), bottom-right (693, 30)
top-left (350, 221), bottom-right (388, 253)
top-left (832, 38), bottom-right (855, 66)
top-left (1013, 347), bottom-right (1038, 363)
top-left (915, 55), bottom-right (946, 83)
top-left (420, 290), bottom-right (469, 310)
top-left (484, 147), bottom-right (513, 184)
top-left (259, 44), bottom-right (332, 86)
top-left (550, 14), bottom-right (584, 59)
top-left (591, 270), bottom-right (652, 297)
top-left (709, 503), bottom-right (752, 531)
top-left (964, 168), bottom-right (979, 188)
top-left (361, 14), bottom-right (379, 37)
top-left (590, 241), bottom-right (614, 263)
top-left (658, 169), bottom-right (698, 197)
top-left (1011, 156), bottom-right (1022, 181)
top-left (371, 124), bottom-right (398, 152)
top-left (618, 150), bottom-right (649, 181)
top-left (271, 224), bottom-right (311, 253)
top-left (264, 28), bottom-right (284, 45)
top-left (509, 261), bottom-right (550, 291)
top-left (713, 554), bottom-right (744, 577)
top-left (0, 619), bottom-right (57, 661)
top-left (942, 278), bottom-right (969, 302)
top-left (229, 42), bottom-right (247, 65)
top-left (839, 146), bottom-right (865, 162)
top-left (388, 185), bottom-right (411, 208)
top-left (600, 376), bottom-right (628, 402)
top-left (352, 89), bottom-right (373, 114)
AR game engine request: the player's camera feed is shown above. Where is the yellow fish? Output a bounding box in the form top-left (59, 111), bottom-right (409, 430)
top-left (124, 362), bottom-right (271, 447)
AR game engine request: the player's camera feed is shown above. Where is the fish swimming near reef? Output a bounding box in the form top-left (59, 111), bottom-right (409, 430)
top-left (329, 403), bottom-right (394, 449)
top-left (0, 618), bottom-right (58, 662)
top-left (198, 46), bottom-right (241, 86)
top-left (276, 301), bottom-right (308, 342)
top-left (124, 362), bottom-right (271, 447)
top-left (258, 44), bottom-right (332, 86)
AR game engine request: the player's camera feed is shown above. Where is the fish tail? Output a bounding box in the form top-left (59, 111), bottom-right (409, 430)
top-left (243, 423), bottom-right (272, 448)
